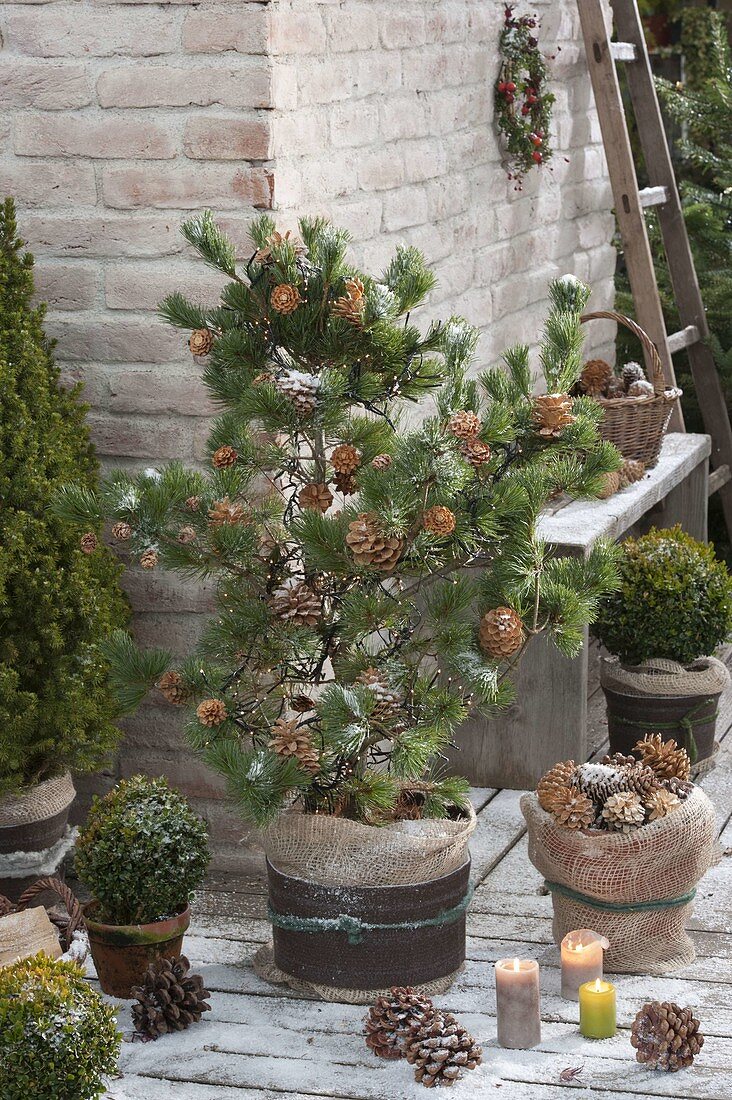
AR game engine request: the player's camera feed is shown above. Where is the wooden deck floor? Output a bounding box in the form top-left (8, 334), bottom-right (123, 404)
top-left (107, 654), bottom-right (732, 1100)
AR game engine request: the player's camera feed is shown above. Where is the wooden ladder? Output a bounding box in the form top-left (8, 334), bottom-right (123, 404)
top-left (576, 0), bottom-right (732, 535)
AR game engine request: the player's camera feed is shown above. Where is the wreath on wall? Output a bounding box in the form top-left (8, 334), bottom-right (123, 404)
top-left (495, 6), bottom-right (555, 188)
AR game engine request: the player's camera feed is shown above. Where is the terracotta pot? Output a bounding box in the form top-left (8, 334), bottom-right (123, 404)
top-left (0, 772), bottom-right (75, 855)
top-left (85, 904), bottom-right (190, 998)
top-left (268, 858), bottom-right (470, 990)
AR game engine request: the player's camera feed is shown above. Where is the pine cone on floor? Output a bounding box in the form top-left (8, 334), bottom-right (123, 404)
top-left (406, 1011), bottom-right (482, 1088)
top-left (580, 358), bottom-right (613, 397)
top-left (276, 369), bottom-right (320, 417)
top-left (550, 787), bottom-right (595, 830)
top-left (331, 443), bottom-right (361, 475)
top-left (596, 471), bottom-right (621, 499)
top-left (196, 698), bottom-right (228, 727)
top-left (271, 581), bottom-right (321, 627)
top-left (533, 394), bottom-right (575, 437)
top-left (332, 277), bottom-right (366, 326)
top-left (537, 760), bottom-right (577, 811)
top-left (131, 955), bottom-right (211, 1041)
top-left (357, 667), bottom-right (402, 721)
top-left (271, 283), bottom-right (302, 315)
top-left (268, 718), bottom-right (320, 773)
top-left (208, 497), bottom-right (248, 527)
top-left (460, 438), bottom-right (492, 468)
top-left (479, 607), bottom-right (523, 659)
top-left (447, 410), bottom-right (481, 439)
top-left (189, 329), bottom-right (214, 357)
top-left (111, 521), bottom-right (132, 541)
top-left (364, 987), bottom-right (435, 1060)
top-left (622, 361), bottom-right (646, 389)
top-left (631, 1002), bottom-right (704, 1071)
top-left (619, 458), bottom-right (645, 488)
top-left (634, 734), bottom-right (691, 781)
top-left (212, 445), bottom-right (238, 469)
top-left (645, 788), bottom-right (682, 821)
top-left (601, 790), bottom-right (645, 832)
top-left (371, 453), bottom-right (392, 471)
top-left (298, 482), bottom-right (333, 513)
top-left (422, 505), bottom-right (456, 537)
top-left (157, 670), bottom-right (188, 705)
top-left (346, 513), bottom-right (404, 572)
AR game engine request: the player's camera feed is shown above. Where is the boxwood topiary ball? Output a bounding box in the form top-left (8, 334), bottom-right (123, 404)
top-left (0, 954), bottom-right (120, 1100)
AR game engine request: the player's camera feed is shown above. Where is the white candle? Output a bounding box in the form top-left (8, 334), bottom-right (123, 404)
top-left (495, 957), bottom-right (541, 1049)
top-left (560, 930), bottom-right (609, 1001)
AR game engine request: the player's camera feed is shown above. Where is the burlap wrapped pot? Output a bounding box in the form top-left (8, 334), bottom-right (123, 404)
top-left (521, 788), bottom-right (716, 974)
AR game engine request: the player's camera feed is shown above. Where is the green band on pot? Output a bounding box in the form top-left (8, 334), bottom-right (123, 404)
top-left (267, 885), bottom-right (474, 945)
top-left (609, 697), bottom-right (719, 764)
top-left (544, 880), bottom-right (697, 913)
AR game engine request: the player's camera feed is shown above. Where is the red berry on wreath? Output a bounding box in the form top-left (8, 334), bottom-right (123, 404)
top-left (531, 134), bottom-right (542, 146)
top-left (521, 105), bottom-right (530, 115)
top-left (532, 151), bottom-right (543, 163)
top-left (498, 81), bottom-right (507, 92)
top-left (506, 82), bottom-right (516, 92)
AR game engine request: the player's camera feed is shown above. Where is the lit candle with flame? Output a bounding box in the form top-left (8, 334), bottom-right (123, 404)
top-left (560, 929), bottom-right (609, 1001)
top-left (495, 957), bottom-right (541, 1048)
top-left (579, 977), bottom-right (616, 1039)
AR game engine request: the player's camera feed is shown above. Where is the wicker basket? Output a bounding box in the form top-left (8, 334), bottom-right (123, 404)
top-left (580, 310), bottom-right (682, 468)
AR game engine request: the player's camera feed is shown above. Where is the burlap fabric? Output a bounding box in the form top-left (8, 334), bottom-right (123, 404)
top-left (600, 655), bottom-right (729, 698)
top-left (521, 788), bottom-right (717, 974)
top-left (0, 772), bottom-right (75, 827)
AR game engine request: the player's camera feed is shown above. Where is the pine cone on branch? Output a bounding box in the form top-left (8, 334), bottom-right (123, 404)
top-left (533, 394), bottom-right (575, 437)
top-left (357, 667), bottom-right (402, 720)
top-left (447, 410), bottom-right (481, 439)
top-left (364, 987), bottom-right (435, 1060)
top-left (422, 505), bottom-right (456, 537)
top-left (634, 734), bottom-right (691, 781)
top-left (189, 329), bottom-right (213, 357)
top-left (371, 453), bottom-right (392, 471)
top-left (272, 581), bottom-right (321, 627)
top-left (208, 497), bottom-right (248, 527)
top-left (111, 521), bottom-right (132, 541)
top-left (269, 719), bottom-right (320, 773)
top-left (331, 443), bottom-right (361, 475)
top-left (406, 1011), bottom-right (482, 1088)
top-left (157, 671), bottom-right (188, 705)
top-left (332, 277), bottom-right (366, 326)
top-left (271, 283), bottom-right (302, 315)
top-left (460, 438), bottom-right (492, 468)
top-left (631, 1001), bottom-right (704, 1071)
top-left (479, 607), bottom-right (523, 659)
top-left (131, 955), bottom-right (211, 1041)
top-left (196, 699), bottom-right (227, 727)
top-left (346, 513), bottom-right (404, 572)
top-left (298, 482), bottom-right (333, 513)
top-left (212, 445), bottom-right (238, 469)
top-left (140, 548), bottom-right (159, 570)
top-left (334, 470), bottom-right (357, 495)
top-left (537, 760), bottom-right (577, 811)
top-left (80, 532), bottom-right (97, 554)
top-left (276, 369), bottom-right (320, 417)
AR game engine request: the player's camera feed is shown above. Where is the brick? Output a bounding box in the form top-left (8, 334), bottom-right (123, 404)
top-left (87, 414), bottom-right (196, 463)
top-left (182, 11), bottom-right (269, 55)
top-left (356, 51), bottom-right (402, 97)
top-left (97, 63), bottom-right (272, 109)
top-left (330, 102), bottom-right (379, 148)
top-left (33, 263), bottom-right (97, 310)
top-left (48, 316), bottom-right (182, 362)
top-left (183, 116), bottom-right (272, 161)
top-left (379, 11), bottom-right (426, 49)
top-left (105, 262), bottom-right (222, 311)
top-left (15, 114), bottom-right (176, 159)
top-left (102, 165), bottom-right (273, 210)
top-left (381, 185), bottom-right (429, 233)
top-left (379, 97), bottom-right (429, 142)
top-left (0, 62), bottom-right (91, 108)
top-left (122, 571), bottom-right (215, 615)
top-left (272, 109), bottom-right (328, 156)
top-left (5, 9), bottom-right (180, 56)
top-left (322, 8), bottom-right (379, 52)
top-left (0, 161), bottom-right (97, 207)
top-left (107, 367), bottom-right (216, 416)
top-left (132, 611), bottom-right (207, 652)
top-left (358, 147), bottom-right (404, 192)
top-left (22, 214), bottom-right (185, 258)
top-left (269, 9), bottom-right (326, 56)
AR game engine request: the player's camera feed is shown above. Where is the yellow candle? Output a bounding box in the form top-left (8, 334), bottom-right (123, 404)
top-left (560, 929), bottom-right (609, 1001)
top-left (495, 958), bottom-right (541, 1049)
top-left (579, 978), bottom-right (616, 1039)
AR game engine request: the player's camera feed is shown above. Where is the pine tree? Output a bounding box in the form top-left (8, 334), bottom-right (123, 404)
top-left (0, 198), bottom-right (128, 797)
top-left (56, 213), bottom-right (620, 826)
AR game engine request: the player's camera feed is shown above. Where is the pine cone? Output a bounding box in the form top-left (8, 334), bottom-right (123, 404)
top-left (254, 229), bottom-right (305, 266)
top-left (537, 760), bottom-right (577, 811)
top-left (269, 718), bottom-right (320, 773)
top-left (212, 445), bottom-right (238, 469)
top-left (80, 532), bottom-right (97, 554)
top-left (346, 513), bottom-right (404, 572)
top-left (371, 453), bottom-right (393, 471)
top-left (533, 393), bottom-right (575, 437)
top-left (298, 482), bottom-right (333, 513)
top-left (272, 581), bottom-right (321, 627)
top-left (357, 667), bottom-right (402, 720)
top-left (131, 955), bottom-right (211, 1041)
top-left (290, 693), bottom-right (316, 713)
top-left (140, 548), bottom-right (159, 570)
top-left (406, 1011), bottom-right (482, 1087)
top-left (622, 361), bottom-right (646, 389)
top-left (646, 788), bottom-right (682, 821)
top-left (664, 776), bottom-right (694, 801)
top-left (580, 358), bottom-right (613, 397)
top-left (208, 497), bottom-right (248, 527)
top-left (364, 987), bottom-right (435, 1060)
top-left (448, 410), bottom-right (481, 439)
top-left (601, 751), bottom-right (638, 769)
top-left (177, 525), bottom-right (196, 545)
top-left (111, 521), bottom-right (132, 541)
top-left (619, 458), bottom-right (645, 488)
top-left (277, 369), bottom-right (320, 417)
top-left (628, 379), bottom-right (655, 398)
top-left (572, 762), bottom-right (627, 806)
top-left (601, 790), bottom-right (645, 832)
top-left (189, 329), bottom-right (213, 356)
top-left (596, 471), bottom-right (621, 499)
top-left (634, 734), bottom-right (691, 781)
top-left (196, 698), bottom-right (228, 727)
top-left (422, 505), bottom-right (456, 537)
top-left (479, 607), bottom-right (523, 659)
top-left (157, 670), bottom-right (188, 705)
top-left (185, 495), bottom-right (202, 512)
top-left (331, 443), bottom-right (361, 475)
top-left (332, 277), bottom-right (366, 326)
top-left (622, 762), bottom-right (660, 800)
top-left (606, 377), bottom-right (626, 399)
top-left (551, 787), bottom-right (595, 830)
top-left (461, 438), bottom-right (492, 468)
top-left (271, 283), bottom-right (302, 314)
top-left (334, 470), bottom-right (357, 495)
top-left (631, 1001), bottom-right (704, 1071)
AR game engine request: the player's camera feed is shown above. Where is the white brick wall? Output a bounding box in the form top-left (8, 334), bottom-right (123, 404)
top-left (0, 0), bottom-right (616, 859)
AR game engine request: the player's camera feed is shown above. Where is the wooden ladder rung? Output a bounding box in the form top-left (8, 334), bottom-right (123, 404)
top-left (638, 185), bottom-right (669, 208)
top-left (709, 465), bottom-right (732, 496)
top-left (610, 41), bottom-right (637, 61)
top-left (667, 325), bottom-right (700, 353)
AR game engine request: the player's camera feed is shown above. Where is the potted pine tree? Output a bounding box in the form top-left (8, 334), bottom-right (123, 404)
top-left (56, 213), bottom-right (620, 999)
top-left (0, 199), bottom-right (127, 898)
top-left (595, 527), bottom-right (732, 765)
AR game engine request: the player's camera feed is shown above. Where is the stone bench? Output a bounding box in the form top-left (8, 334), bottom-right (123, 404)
top-left (454, 433), bottom-right (711, 790)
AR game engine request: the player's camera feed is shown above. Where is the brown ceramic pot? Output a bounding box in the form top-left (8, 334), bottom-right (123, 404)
top-left (85, 903), bottom-right (191, 998)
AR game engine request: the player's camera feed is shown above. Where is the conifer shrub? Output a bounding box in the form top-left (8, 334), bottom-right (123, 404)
top-left (75, 775), bottom-right (210, 924)
top-left (0, 198), bottom-right (127, 798)
top-left (0, 954), bottom-right (120, 1100)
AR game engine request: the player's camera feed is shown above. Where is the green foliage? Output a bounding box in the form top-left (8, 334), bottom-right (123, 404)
top-left (59, 212), bottom-right (620, 827)
top-left (595, 526), bottom-right (732, 665)
top-left (0, 954), bottom-right (120, 1100)
top-left (75, 775), bottom-right (210, 924)
top-left (0, 198), bottom-right (127, 797)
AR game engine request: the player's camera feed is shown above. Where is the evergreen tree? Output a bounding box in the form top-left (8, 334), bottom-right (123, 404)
top-left (0, 198), bottom-right (127, 797)
top-left (57, 213), bottom-right (620, 827)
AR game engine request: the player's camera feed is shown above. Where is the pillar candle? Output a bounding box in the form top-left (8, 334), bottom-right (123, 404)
top-left (579, 978), bottom-right (616, 1039)
top-left (560, 929), bottom-right (610, 1001)
top-left (495, 958), bottom-right (541, 1049)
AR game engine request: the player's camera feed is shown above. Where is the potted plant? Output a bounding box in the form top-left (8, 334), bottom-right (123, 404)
top-left (75, 775), bottom-right (210, 997)
top-left (0, 954), bottom-right (120, 1100)
top-left (595, 526), bottom-right (732, 765)
top-left (0, 199), bottom-right (127, 896)
top-left (56, 213), bottom-right (621, 1000)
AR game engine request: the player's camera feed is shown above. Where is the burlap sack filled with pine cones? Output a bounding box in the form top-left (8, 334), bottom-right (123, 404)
top-left (521, 787), bottom-right (716, 974)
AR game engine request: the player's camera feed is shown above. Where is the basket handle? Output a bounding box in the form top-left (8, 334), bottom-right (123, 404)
top-left (16, 875), bottom-right (86, 949)
top-left (580, 310), bottom-right (666, 397)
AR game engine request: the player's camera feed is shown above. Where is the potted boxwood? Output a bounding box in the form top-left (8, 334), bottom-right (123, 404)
top-left (0, 200), bottom-right (126, 891)
top-left (595, 526), bottom-right (732, 765)
top-left (76, 775), bottom-right (210, 997)
top-left (0, 954), bottom-right (120, 1100)
top-left (56, 214), bottom-right (621, 1000)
